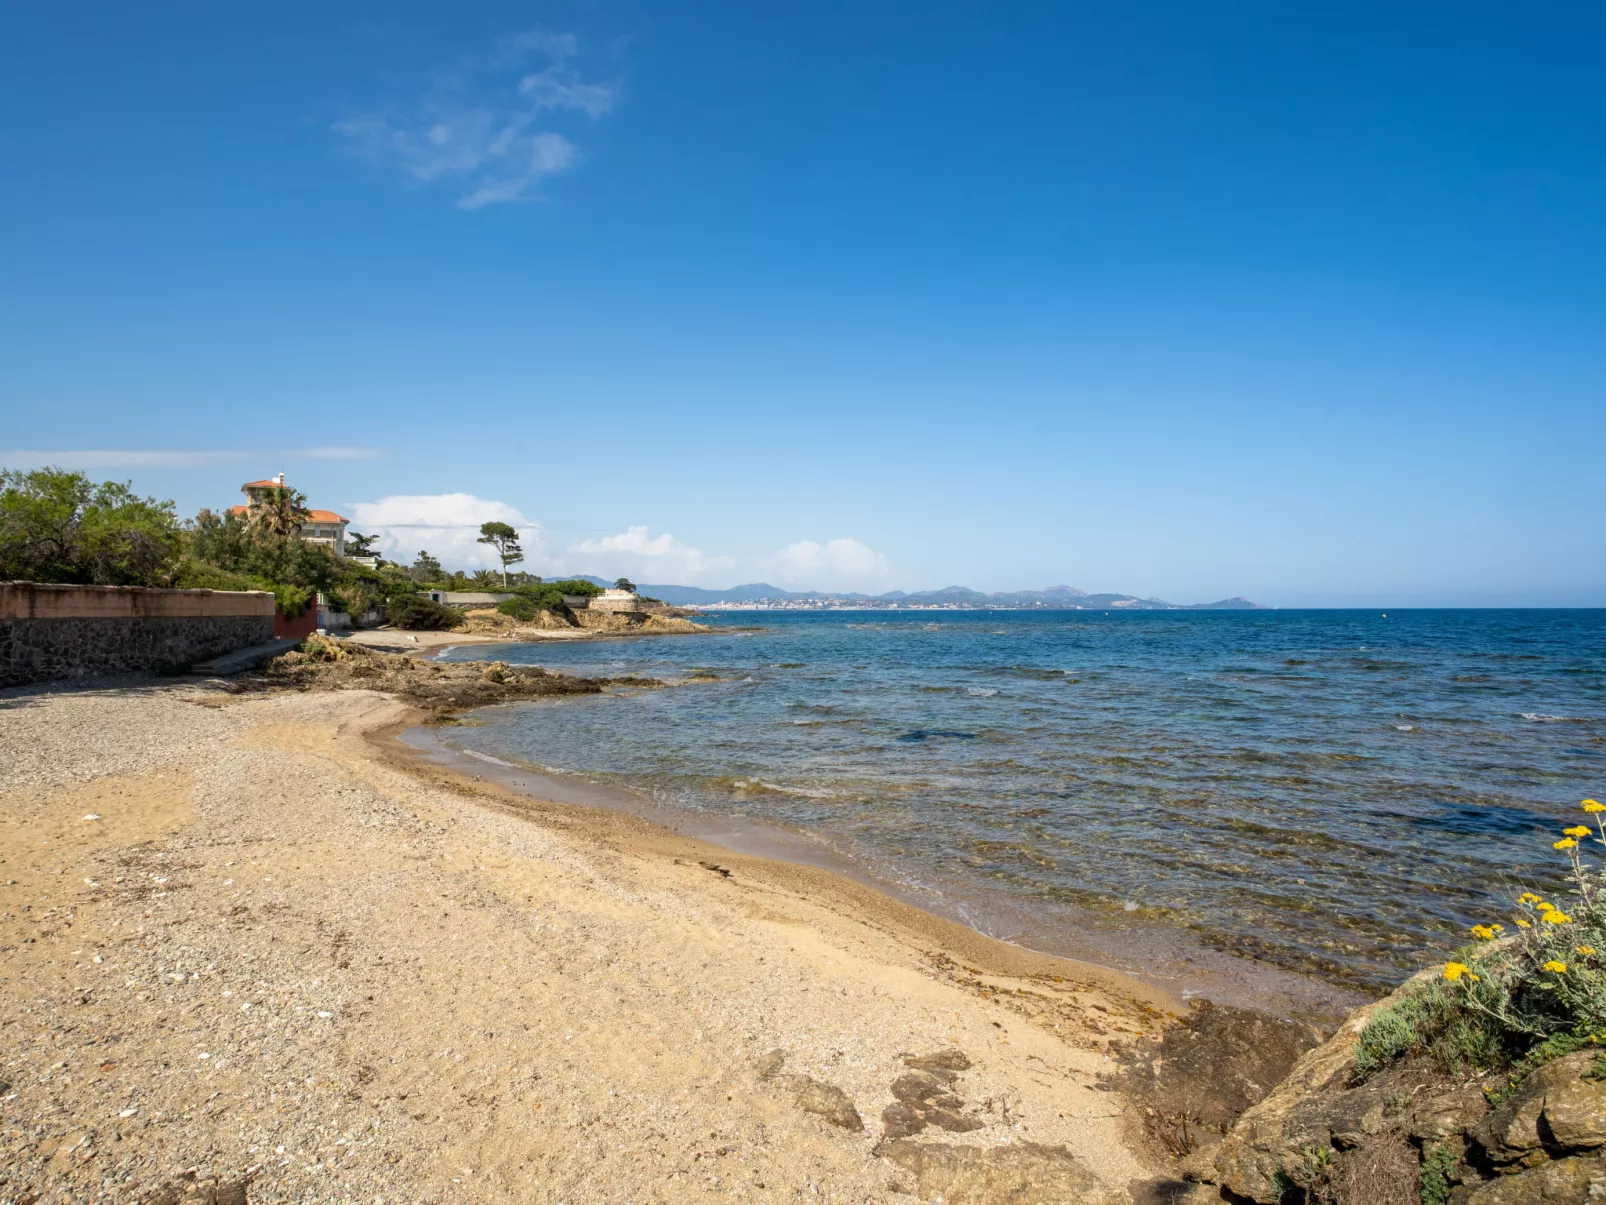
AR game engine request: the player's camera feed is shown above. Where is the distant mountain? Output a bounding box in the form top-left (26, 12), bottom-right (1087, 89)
top-left (547, 576), bottom-right (1270, 610)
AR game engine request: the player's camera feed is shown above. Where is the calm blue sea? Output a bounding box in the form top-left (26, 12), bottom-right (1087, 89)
top-left (434, 610), bottom-right (1606, 994)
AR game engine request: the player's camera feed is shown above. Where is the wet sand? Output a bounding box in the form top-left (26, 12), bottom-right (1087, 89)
top-left (0, 682), bottom-right (1195, 1204)
top-left (402, 722), bottom-right (1366, 1023)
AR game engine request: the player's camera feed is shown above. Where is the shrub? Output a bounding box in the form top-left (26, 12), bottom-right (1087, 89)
top-left (497, 596), bottom-right (537, 621)
top-left (1, 467), bottom-right (182, 586)
top-left (171, 558), bottom-right (313, 618)
top-left (389, 595), bottom-right (464, 630)
top-left (1355, 799), bottom-right (1606, 1080)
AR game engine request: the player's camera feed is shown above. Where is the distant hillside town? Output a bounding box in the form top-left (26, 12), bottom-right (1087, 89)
top-left (604, 582), bottom-right (1270, 611)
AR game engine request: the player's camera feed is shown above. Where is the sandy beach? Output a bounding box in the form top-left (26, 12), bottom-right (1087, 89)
top-left (0, 680), bottom-right (1198, 1204)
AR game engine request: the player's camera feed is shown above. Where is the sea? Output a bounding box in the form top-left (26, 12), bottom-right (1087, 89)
top-left (415, 609), bottom-right (1606, 1016)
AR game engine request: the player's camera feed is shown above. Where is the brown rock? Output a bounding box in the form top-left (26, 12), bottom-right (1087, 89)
top-left (1413, 1084), bottom-right (1492, 1142)
top-left (1212, 969), bottom-right (1438, 1202)
top-left (1110, 998), bottom-right (1324, 1135)
top-left (1474, 1053), bottom-right (1606, 1164)
top-left (787, 1075), bottom-right (863, 1131)
top-left (1465, 1154), bottom-right (1606, 1204)
top-left (891, 1071), bottom-right (963, 1110)
top-left (1540, 1066), bottom-right (1606, 1151)
top-left (878, 1139), bottom-right (1120, 1205)
top-left (882, 1103), bottom-right (927, 1140)
top-left (904, 1049), bottom-right (973, 1073)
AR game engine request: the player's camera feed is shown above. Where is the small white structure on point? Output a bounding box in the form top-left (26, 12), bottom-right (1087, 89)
top-left (588, 588), bottom-right (645, 614)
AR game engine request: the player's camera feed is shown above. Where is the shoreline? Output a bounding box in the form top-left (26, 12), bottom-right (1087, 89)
top-left (0, 679), bottom-right (1206, 1202)
top-left (401, 715), bottom-right (1367, 1025)
top-left (380, 712), bottom-right (1185, 1019)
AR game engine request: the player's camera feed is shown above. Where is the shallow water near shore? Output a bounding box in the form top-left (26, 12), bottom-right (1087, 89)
top-left (426, 609), bottom-right (1606, 1005)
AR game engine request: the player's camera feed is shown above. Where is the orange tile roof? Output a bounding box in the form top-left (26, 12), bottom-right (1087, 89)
top-left (227, 505), bottom-right (347, 524)
top-left (241, 479), bottom-right (282, 489)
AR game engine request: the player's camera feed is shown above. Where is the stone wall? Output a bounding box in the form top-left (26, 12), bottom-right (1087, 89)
top-left (1, 582), bottom-right (276, 688)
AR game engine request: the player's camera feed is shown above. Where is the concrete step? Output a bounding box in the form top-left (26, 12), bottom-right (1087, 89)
top-left (187, 637), bottom-right (304, 676)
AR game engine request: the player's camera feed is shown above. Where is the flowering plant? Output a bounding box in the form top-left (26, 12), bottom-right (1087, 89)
top-left (1355, 799), bottom-right (1606, 1078)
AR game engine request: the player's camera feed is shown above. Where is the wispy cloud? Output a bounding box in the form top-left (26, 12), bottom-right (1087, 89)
top-left (0, 450), bottom-right (246, 469)
top-left (291, 446), bottom-right (383, 461)
top-left (333, 29), bottom-right (618, 209)
top-left (1, 447), bottom-right (383, 470)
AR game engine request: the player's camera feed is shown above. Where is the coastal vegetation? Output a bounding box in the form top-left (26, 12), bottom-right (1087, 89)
top-left (0, 466), bottom-right (182, 587)
top-left (1, 466), bottom-right (652, 632)
top-left (1353, 800), bottom-right (1606, 1086)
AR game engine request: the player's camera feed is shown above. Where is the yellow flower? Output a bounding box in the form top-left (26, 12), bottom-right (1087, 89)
top-left (1537, 901), bottom-right (1556, 912)
top-left (1579, 946), bottom-right (1597, 957)
top-left (1544, 910), bottom-right (1574, 924)
top-left (1545, 961), bottom-right (1569, 973)
top-left (1444, 961), bottom-right (1476, 982)
top-left (1520, 892), bottom-right (1542, 905)
top-left (1517, 919), bottom-right (1533, 928)
top-left (1555, 838), bottom-right (1579, 851)
top-left (1471, 924), bottom-right (1499, 940)
top-left (1566, 826), bottom-right (1592, 838)
top-left (1584, 800), bottom-right (1606, 813)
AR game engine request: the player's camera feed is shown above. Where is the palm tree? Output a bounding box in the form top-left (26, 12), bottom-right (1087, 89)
top-left (471, 568), bottom-right (500, 589)
top-left (247, 485), bottom-right (310, 540)
top-left (247, 485), bottom-right (310, 580)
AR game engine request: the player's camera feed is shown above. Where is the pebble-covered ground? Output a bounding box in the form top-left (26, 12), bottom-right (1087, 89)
top-left (0, 681), bottom-right (1178, 1204)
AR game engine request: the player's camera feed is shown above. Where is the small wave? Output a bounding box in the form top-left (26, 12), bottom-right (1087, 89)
top-left (1394, 724), bottom-right (1416, 732)
top-left (897, 730), bottom-right (977, 743)
top-left (731, 778), bottom-right (837, 799)
top-left (460, 748), bottom-right (514, 767)
top-left (967, 687), bottom-right (1000, 697)
top-left (1521, 713), bottom-right (1593, 723)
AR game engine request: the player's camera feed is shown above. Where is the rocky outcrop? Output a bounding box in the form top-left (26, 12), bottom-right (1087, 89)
top-left (1199, 982), bottom-right (1606, 1204)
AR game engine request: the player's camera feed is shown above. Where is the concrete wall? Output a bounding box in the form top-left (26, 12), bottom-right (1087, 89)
top-left (590, 590), bottom-right (645, 614)
top-left (424, 591), bottom-right (515, 606)
top-left (0, 582), bottom-right (276, 688)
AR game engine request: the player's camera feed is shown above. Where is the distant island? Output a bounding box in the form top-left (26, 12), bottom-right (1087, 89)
top-left (556, 579), bottom-right (1270, 612)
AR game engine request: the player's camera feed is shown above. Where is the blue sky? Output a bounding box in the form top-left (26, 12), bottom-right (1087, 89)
top-left (2, 2), bottom-right (1602, 605)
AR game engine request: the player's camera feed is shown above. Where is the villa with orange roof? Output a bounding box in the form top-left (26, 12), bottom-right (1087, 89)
top-left (229, 473), bottom-right (350, 555)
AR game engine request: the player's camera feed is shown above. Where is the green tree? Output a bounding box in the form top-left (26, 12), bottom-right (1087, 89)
top-left (183, 507), bottom-right (252, 572)
top-left (245, 485), bottom-right (311, 581)
top-left (477, 521), bottom-right (524, 586)
top-left (345, 531), bottom-right (379, 557)
top-left (470, 568), bottom-right (500, 589)
top-left (0, 467), bottom-right (181, 586)
top-left (247, 485), bottom-right (310, 540)
top-left (409, 550), bottom-right (444, 584)
top-left (614, 577), bottom-right (636, 593)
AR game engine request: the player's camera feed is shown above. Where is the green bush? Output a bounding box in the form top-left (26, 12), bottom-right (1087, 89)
top-left (1355, 800), bottom-right (1606, 1081)
top-left (497, 596), bottom-right (537, 621)
top-left (389, 595), bottom-right (464, 630)
top-left (1, 467), bottom-right (182, 586)
top-left (170, 558), bottom-right (313, 618)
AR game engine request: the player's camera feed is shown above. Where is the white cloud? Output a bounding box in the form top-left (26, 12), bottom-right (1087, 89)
top-left (566, 526), bottom-right (733, 586)
top-left (333, 29), bottom-right (617, 209)
top-left (777, 539), bottom-right (892, 581)
top-left (348, 493), bottom-right (543, 571)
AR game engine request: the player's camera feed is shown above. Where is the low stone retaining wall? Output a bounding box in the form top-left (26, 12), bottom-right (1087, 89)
top-left (1, 582), bottom-right (276, 688)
